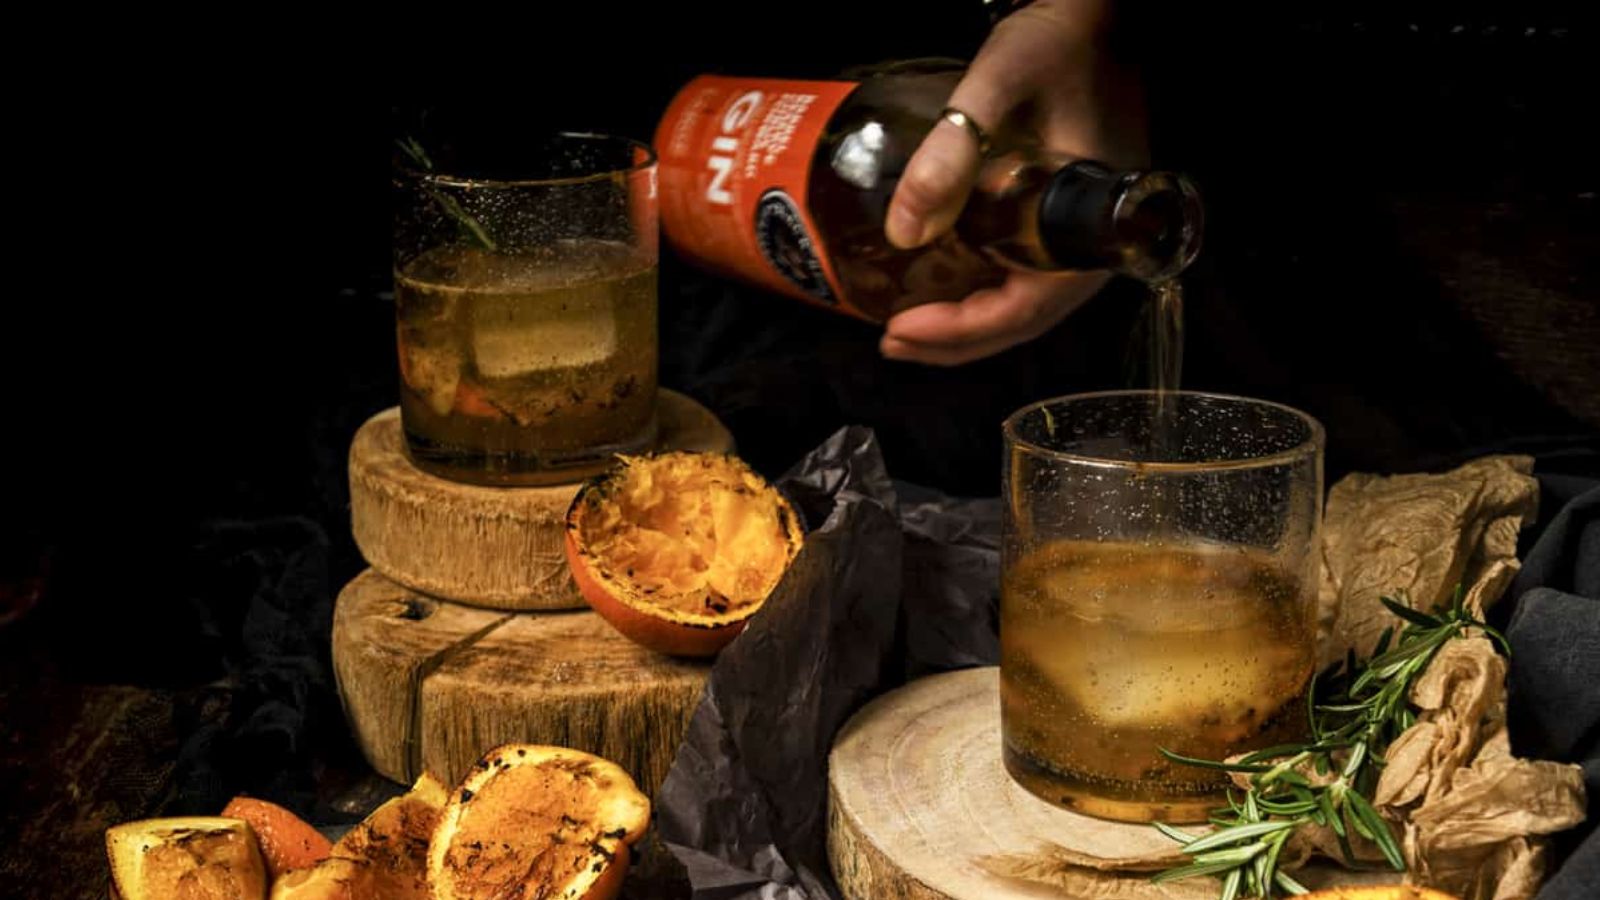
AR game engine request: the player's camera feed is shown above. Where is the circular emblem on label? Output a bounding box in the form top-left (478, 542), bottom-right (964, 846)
top-left (755, 190), bottom-right (836, 305)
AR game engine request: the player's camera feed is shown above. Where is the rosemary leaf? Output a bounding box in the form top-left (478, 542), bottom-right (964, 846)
top-left (1275, 871), bottom-right (1310, 895)
top-left (1154, 822), bottom-right (1199, 844)
top-left (1380, 595), bottom-right (1442, 628)
top-left (1346, 803), bottom-right (1375, 841)
top-left (1240, 744), bottom-right (1313, 764)
top-left (1306, 676), bottom-right (1323, 741)
top-left (1469, 619), bottom-right (1513, 655)
top-left (1371, 625), bottom-right (1395, 657)
top-left (1262, 832), bottom-right (1287, 885)
top-left (1249, 851), bottom-right (1270, 900)
top-left (1179, 821), bottom-right (1294, 855)
top-left (397, 135), bottom-right (499, 252)
top-left (1256, 798), bottom-right (1316, 817)
top-left (1268, 768), bottom-right (1313, 788)
top-left (1151, 860), bottom-right (1256, 884)
top-left (1333, 812), bottom-right (1359, 866)
top-left (396, 136), bottom-right (433, 170)
top-left (1318, 791), bottom-right (1344, 837)
top-left (1220, 867), bottom-right (1242, 900)
top-left (1348, 792), bottom-right (1405, 870)
top-left (1159, 747), bottom-right (1272, 774)
top-left (1342, 741), bottom-right (1369, 780)
top-left (1192, 844), bottom-right (1266, 867)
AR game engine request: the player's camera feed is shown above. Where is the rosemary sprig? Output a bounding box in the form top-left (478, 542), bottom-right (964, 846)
top-left (1153, 586), bottom-right (1507, 898)
top-left (396, 136), bottom-right (498, 252)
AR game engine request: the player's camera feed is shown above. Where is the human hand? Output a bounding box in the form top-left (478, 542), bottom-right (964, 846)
top-left (880, 0), bottom-right (1148, 365)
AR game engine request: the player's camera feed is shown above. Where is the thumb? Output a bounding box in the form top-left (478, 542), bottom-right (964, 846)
top-left (884, 53), bottom-right (1028, 249)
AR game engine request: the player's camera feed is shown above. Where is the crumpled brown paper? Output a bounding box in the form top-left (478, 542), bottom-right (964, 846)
top-left (1375, 638), bottom-right (1587, 900)
top-left (1318, 457), bottom-right (1587, 899)
top-left (1318, 455), bottom-right (1538, 668)
top-left (988, 455), bottom-right (1588, 899)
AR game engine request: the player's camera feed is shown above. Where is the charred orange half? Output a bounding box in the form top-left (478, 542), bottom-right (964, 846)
top-left (565, 452), bottom-right (803, 657)
top-left (426, 744), bottom-right (651, 900)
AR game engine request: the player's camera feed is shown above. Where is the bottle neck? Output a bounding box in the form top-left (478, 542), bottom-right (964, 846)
top-left (957, 153), bottom-right (1203, 283)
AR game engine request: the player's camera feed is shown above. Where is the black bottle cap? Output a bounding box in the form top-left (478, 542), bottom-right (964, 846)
top-left (1040, 161), bottom-right (1203, 281)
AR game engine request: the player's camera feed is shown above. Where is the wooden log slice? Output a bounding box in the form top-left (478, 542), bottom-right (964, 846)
top-left (349, 388), bottom-right (734, 611)
top-left (331, 569), bottom-right (512, 784)
top-left (827, 667), bottom-right (1391, 900)
top-left (332, 569), bottom-right (709, 801)
top-left (420, 608), bottom-right (709, 798)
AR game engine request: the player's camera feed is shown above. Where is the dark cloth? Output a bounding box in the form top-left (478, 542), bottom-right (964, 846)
top-left (1507, 485), bottom-right (1600, 900)
top-left (162, 516), bottom-right (351, 818)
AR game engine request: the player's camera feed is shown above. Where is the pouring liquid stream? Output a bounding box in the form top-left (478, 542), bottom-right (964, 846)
top-left (1148, 279), bottom-right (1184, 528)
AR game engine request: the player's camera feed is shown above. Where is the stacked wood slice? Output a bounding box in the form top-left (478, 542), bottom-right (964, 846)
top-left (334, 390), bottom-right (732, 797)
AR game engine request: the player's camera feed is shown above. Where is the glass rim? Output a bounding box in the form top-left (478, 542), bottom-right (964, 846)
top-left (394, 132), bottom-right (658, 189)
top-left (1003, 389), bottom-right (1326, 473)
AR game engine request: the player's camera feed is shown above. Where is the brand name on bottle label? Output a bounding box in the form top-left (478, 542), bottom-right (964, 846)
top-left (706, 91), bottom-right (763, 205)
top-left (655, 76), bottom-right (864, 317)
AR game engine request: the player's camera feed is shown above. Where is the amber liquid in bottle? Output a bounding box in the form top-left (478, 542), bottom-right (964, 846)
top-left (803, 63), bottom-right (1204, 321)
top-left (655, 62), bottom-right (1202, 323)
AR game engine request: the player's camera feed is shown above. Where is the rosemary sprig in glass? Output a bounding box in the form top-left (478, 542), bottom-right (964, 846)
top-left (396, 136), bottom-right (498, 252)
top-left (1152, 587), bottom-right (1508, 899)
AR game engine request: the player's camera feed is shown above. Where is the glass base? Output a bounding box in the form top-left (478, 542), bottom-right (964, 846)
top-left (1003, 742), bottom-right (1222, 824)
top-left (402, 412), bottom-right (659, 488)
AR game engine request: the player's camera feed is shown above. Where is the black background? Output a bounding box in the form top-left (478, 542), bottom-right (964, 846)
top-left (1, 0), bottom-right (1596, 833)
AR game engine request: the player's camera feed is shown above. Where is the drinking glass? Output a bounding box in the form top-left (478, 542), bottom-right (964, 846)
top-left (1000, 390), bottom-right (1324, 823)
top-left (393, 133), bottom-right (659, 486)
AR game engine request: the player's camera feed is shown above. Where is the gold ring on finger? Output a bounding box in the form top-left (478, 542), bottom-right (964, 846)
top-left (939, 106), bottom-right (992, 155)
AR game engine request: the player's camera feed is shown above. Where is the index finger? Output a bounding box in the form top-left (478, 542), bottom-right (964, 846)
top-left (884, 34), bottom-right (1039, 249)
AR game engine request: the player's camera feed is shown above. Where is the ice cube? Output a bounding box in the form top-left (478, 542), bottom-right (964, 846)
top-left (469, 295), bottom-right (617, 377)
top-left (1011, 618), bottom-right (1302, 735)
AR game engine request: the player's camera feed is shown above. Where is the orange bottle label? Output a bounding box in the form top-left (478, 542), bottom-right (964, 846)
top-left (655, 76), bottom-right (864, 318)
